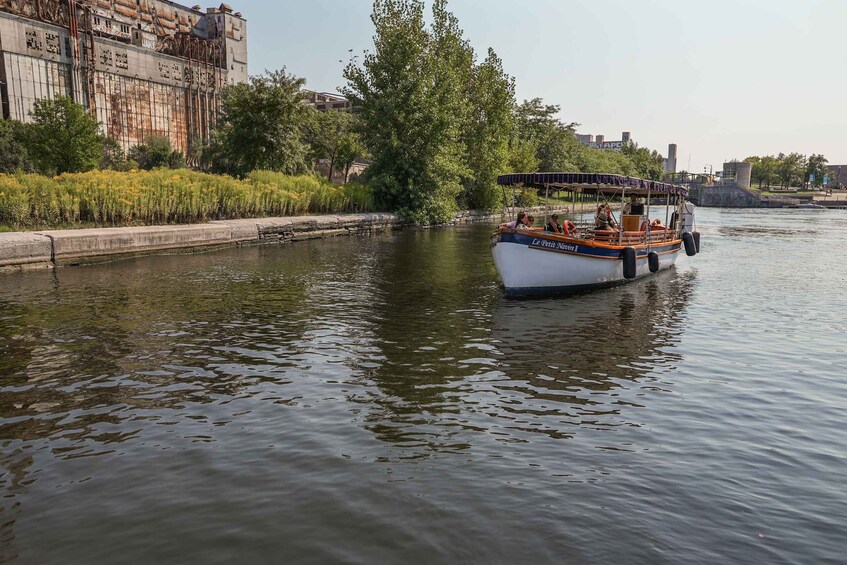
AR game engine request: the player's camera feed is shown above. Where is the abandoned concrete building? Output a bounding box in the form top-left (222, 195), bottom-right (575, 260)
top-left (0, 0), bottom-right (247, 154)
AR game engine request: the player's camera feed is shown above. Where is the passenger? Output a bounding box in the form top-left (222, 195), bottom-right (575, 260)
top-left (640, 218), bottom-right (667, 232)
top-left (545, 214), bottom-right (563, 234)
top-left (594, 205), bottom-right (606, 229)
top-left (526, 215), bottom-right (536, 229)
top-left (505, 211), bottom-right (527, 229)
top-left (595, 205), bottom-right (618, 231)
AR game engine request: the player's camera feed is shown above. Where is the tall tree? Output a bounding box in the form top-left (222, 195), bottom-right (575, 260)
top-left (27, 96), bottom-right (103, 175)
top-left (462, 48), bottom-right (515, 210)
top-left (211, 69), bottom-right (312, 177)
top-left (344, 0), bottom-right (470, 223)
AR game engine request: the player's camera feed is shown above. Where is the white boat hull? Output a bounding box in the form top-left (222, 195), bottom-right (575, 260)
top-left (491, 231), bottom-right (681, 297)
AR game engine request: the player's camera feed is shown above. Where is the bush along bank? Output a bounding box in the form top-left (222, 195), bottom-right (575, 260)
top-left (0, 169), bottom-right (375, 230)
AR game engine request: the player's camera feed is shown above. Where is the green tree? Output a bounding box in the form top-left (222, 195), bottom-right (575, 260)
top-left (513, 98), bottom-right (580, 171)
top-left (621, 142), bottom-right (665, 180)
top-left (336, 133), bottom-right (368, 183)
top-left (129, 135), bottom-right (185, 170)
top-left (344, 0), bottom-right (470, 223)
top-left (307, 109), bottom-right (365, 182)
top-left (506, 137), bottom-right (539, 173)
top-left (745, 155), bottom-right (778, 189)
top-left (212, 69), bottom-right (312, 177)
top-left (0, 119), bottom-right (33, 173)
top-left (805, 153), bottom-right (828, 188)
top-left (776, 152), bottom-right (806, 188)
top-left (462, 48), bottom-right (515, 210)
top-left (27, 96), bottom-right (103, 174)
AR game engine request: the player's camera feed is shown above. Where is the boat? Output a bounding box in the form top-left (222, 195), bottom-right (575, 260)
top-left (491, 172), bottom-right (700, 298)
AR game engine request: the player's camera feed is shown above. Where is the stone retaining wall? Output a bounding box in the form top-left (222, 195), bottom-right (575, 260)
top-left (689, 183), bottom-right (795, 208)
top-left (0, 206), bottom-right (564, 272)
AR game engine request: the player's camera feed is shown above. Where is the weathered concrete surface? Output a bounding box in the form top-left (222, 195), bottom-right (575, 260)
top-left (212, 219), bottom-right (259, 242)
top-left (0, 233), bottom-right (53, 271)
top-left (37, 224), bottom-right (233, 264)
top-left (688, 183), bottom-right (795, 208)
top-left (256, 213), bottom-right (405, 242)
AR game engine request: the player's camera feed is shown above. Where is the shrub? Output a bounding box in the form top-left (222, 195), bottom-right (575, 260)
top-left (0, 170), bottom-right (377, 229)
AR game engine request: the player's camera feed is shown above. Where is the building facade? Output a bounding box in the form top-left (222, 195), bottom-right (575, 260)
top-left (722, 161), bottom-right (752, 188)
top-left (0, 0), bottom-right (247, 155)
top-left (304, 91), bottom-right (351, 111)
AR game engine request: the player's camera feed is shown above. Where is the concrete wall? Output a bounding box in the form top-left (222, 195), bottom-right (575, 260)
top-left (688, 183), bottom-right (795, 208)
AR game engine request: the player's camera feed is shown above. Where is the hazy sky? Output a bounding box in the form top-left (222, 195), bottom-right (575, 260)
top-left (234, 0), bottom-right (846, 172)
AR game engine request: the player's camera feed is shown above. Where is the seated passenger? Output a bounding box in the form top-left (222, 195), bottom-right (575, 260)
top-left (526, 215), bottom-right (536, 229)
top-left (506, 211), bottom-right (527, 229)
top-left (545, 214), bottom-right (564, 234)
top-left (595, 206), bottom-right (618, 231)
top-left (640, 217), bottom-right (668, 232)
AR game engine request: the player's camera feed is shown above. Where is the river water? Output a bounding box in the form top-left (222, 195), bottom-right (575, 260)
top-left (1, 208), bottom-right (845, 563)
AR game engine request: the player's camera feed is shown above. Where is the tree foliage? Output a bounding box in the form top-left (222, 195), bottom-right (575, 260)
top-left (0, 119), bottom-right (33, 173)
top-left (307, 109), bottom-right (367, 183)
top-left (746, 152), bottom-right (830, 189)
top-left (210, 69), bottom-right (312, 177)
top-left (26, 96), bottom-right (103, 175)
top-left (129, 135), bottom-right (185, 170)
top-left (344, 0), bottom-right (472, 223)
top-left (805, 153), bottom-right (828, 187)
top-left (462, 48), bottom-right (515, 210)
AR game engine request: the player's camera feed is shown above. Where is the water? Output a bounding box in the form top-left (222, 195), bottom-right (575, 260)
top-left (1, 208), bottom-right (845, 563)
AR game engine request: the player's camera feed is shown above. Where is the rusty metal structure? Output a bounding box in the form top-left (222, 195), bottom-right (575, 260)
top-left (0, 0), bottom-right (247, 155)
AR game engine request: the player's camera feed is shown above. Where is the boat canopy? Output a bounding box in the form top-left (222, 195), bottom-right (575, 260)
top-left (497, 172), bottom-right (688, 197)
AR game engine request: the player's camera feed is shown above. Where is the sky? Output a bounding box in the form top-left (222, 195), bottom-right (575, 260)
top-left (233, 0), bottom-right (847, 172)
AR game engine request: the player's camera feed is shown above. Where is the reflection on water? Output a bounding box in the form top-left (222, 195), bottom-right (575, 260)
top-left (1, 210), bottom-right (846, 563)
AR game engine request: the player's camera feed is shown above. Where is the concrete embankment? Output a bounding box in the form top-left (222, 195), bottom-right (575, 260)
top-left (688, 183), bottom-right (797, 208)
top-left (0, 206), bottom-right (564, 272)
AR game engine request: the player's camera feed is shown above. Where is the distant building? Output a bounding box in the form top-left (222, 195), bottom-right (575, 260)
top-left (304, 91), bottom-right (351, 111)
top-left (576, 130), bottom-right (631, 152)
top-left (826, 165), bottom-right (847, 187)
top-left (663, 143), bottom-right (678, 174)
top-left (0, 1), bottom-right (248, 154)
top-left (722, 161), bottom-right (752, 188)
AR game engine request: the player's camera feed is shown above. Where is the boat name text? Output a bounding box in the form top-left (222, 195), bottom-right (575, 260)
top-left (531, 239), bottom-right (578, 253)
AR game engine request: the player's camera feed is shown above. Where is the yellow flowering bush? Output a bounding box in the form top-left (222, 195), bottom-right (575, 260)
top-left (0, 169), bottom-right (375, 229)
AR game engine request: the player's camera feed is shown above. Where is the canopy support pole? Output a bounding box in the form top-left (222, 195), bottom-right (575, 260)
top-left (645, 188), bottom-right (652, 249)
top-left (618, 187), bottom-right (626, 246)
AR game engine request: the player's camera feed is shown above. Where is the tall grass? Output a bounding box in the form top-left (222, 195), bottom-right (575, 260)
top-left (0, 169), bottom-right (375, 229)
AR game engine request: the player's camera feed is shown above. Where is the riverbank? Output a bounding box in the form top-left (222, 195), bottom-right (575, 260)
top-left (0, 206), bottom-right (566, 272)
